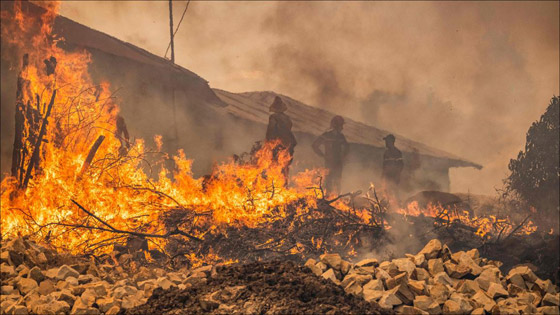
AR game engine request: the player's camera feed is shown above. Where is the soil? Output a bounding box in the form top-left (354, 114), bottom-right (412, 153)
top-left (123, 260), bottom-right (387, 315)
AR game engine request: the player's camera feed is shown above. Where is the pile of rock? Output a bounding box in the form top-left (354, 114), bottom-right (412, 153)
top-left (0, 238), bottom-right (212, 315)
top-left (306, 239), bottom-right (560, 314)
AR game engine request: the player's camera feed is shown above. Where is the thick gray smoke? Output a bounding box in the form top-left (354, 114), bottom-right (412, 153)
top-left (59, 1), bottom-right (559, 195)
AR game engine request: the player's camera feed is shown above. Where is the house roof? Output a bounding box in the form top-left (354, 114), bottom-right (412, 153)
top-left (214, 89), bottom-right (482, 169)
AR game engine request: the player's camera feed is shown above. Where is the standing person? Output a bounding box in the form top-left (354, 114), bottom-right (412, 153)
top-left (381, 134), bottom-right (404, 204)
top-left (312, 115), bottom-right (349, 195)
top-left (265, 96), bottom-right (297, 184)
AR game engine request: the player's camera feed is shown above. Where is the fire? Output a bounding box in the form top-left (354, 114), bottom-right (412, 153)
top-left (0, 2), bottom-right (328, 256)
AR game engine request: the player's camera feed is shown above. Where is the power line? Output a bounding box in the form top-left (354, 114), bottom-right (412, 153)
top-left (165, 0), bottom-right (191, 60)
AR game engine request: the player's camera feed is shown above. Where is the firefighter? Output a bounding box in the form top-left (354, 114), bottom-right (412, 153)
top-left (381, 134), bottom-right (404, 204)
top-left (265, 96), bottom-right (297, 184)
top-left (312, 115), bottom-right (349, 195)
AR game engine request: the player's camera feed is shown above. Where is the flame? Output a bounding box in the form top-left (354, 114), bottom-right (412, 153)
top-left (0, 2), bottom-right (328, 256)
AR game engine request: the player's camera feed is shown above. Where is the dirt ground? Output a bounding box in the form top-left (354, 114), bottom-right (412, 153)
top-left (123, 260), bottom-right (387, 315)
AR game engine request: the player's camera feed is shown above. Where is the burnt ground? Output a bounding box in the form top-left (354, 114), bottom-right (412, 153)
top-left (123, 260), bottom-right (387, 315)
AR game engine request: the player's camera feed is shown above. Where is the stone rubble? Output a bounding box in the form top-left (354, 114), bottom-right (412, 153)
top-left (306, 238), bottom-right (559, 314)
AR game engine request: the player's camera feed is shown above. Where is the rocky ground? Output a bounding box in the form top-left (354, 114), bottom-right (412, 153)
top-left (1, 236), bottom-right (559, 314)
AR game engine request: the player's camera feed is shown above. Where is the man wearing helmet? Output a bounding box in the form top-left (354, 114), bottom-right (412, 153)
top-left (312, 115), bottom-right (349, 195)
top-left (266, 96), bottom-right (297, 184)
top-left (382, 134), bottom-right (404, 203)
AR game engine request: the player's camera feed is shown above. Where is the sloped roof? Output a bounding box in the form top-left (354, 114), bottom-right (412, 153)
top-left (214, 89), bottom-right (482, 169)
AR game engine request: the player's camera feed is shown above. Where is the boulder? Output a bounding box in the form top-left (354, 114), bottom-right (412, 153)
top-left (394, 305), bottom-right (428, 314)
top-left (37, 279), bottom-right (55, 295)
top-left (386, 272), bottom-right (408, 290)
top-left (316, 261), bottom-right (328, 273)
top-left (320, 253), bottom-right (342, 270)
top-left (516, 303), bottom-right (537, 314)
top-left (1, 263), bottom-right (16, 278)
top-left (344, 280), bottom-right (362, 296)
top-left (491, 304), bottom-right (519, 314)
top-left (156, 277), bottom-right (175, 290)
top-left (375, 268), bottom-right (391, 282)
top-left (412, 268), bottom-right (430, 281)
top-left (0, 285), bottom-right (14, 295)
top-left (50, 289), bottom-right (76, 306)
top-left (33, 301), bottom-right (70, 314)
top-left (449, 292), bottom-right (473, 313)
top-left (418, 239), bottom-right (442, 260)
top-left (432, 272), bottom-right (453, 287)
top-left (340, 260), bottom-right (352, 275)
top-left (394, 283), bottom-right (416, 305)
top-left (341, 273), bottom-right (372, 288)
top-left (475, 268), bottom-right (501, 291)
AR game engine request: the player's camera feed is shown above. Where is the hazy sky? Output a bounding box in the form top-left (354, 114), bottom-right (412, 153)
top-left (59, 1), bottom-right (559, 195)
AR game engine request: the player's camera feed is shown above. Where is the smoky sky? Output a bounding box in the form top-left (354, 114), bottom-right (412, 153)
top-left (59, 1), bottom-right (559, 195)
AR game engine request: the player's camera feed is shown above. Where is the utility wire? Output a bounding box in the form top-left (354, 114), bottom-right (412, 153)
top-left (165, 0), bottom-right (191, 60)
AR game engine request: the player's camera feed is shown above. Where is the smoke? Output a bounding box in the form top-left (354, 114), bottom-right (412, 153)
top-left (59, 1), bottom-right (559, 195)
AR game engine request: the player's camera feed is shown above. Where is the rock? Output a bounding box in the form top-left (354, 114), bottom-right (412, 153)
top-left (432, 272), bottom-right (453, 287)
top-left (363, 278), bottom-right (384, 291)
top-left (106, 305), bottom-right (121, 315)
top-left (137, 279), bottom-right (156, 291)
top-left (156, 277), bottom-right (175, 290)
top-left (56, 265), bottom-right (80, 280)
top-left (394, 283), bottom-right (416, 305)
top-left (51, 289), bottom-right (76, 306)
top-left (487, 282), bottom-right (508, 299)
top-left (516, 303), bottom-right (537, 314)
top-left (428, 259), bottom-right (444, 276)
top-left (37, 279), bottom-right (55, 295)
top-left (491, 304), bottom-right (519, 314)
top-left (394, 305), bottom-right (429, 314)
top-left (316, 261), bottom-right (328, 272)
top-left (15, 278), bottom-right (37, 295)
top-left (353, 265), bottom-right (375, 275)
top-left (0, 285), bottom-right (14, 295)
top-left (356, 258), bottom-right (379, 267)
top-left (379, 287), bottom-right (403, 309)
top-left (320, 253), bottom-right (342, 270)
top-left (413, 295), bottom-right (434, 311)
top-left (113, 285), bottom-right (138, 299)
top-left (412, 254), bottom-right (426, 268)
top-left (184, 273), bottom-right (207, 286)
top-left (456, 279), bottom-right (480, 296)
top-left (386, 272), bottom-right (408, 290)
top-left (508, 265), bottom-right (537, 283)
top-left (26, 266), bottom-right (44, 283)
top-left (0, 251), bottom-right (10, 265)
top-left (198, 295), bottom-right (219, 312)
top-left (66, 276), bottom-right (79, 287)
top-left (475, 267), bottom-right (501, 291)
top-left (442, 300), bottom-right (461, 314)
top-left (340, 260), bottom-right (352, 275)
top-left (363, 289), bottom-right (384, 302)
top-left (84, 281), bottom-right (109, 297)
top-left (341, 274), bottom-right (372, 288)
top-left (72, 298), bottom-right (100, 315)
top-left (77, 274), bottom-right (95, 285)
top-left (80, 289), bottom-right (97, 306)
top-left (412, 268), bottom-right (430, 281)
top-left (304, 258), bottom-right (317, 269)
top-left (321, 269), bottom-right (340, 285)
top-left (471, 290), bottom-right (496, 312)
top-left (506, 272), bottom-right (527, 289)
top-left (34, 301), bottom-right (71, 314)
top-left (6, 304), bottom-right (28, 315)
top-left (191, 265), bottom-right (212, 276)
top-left (408, 280), bottom-right (426, 295)
top-left (538, 306), bottom-right (560, 314)
top-left (1, 263), bottom-right (16, 278)
top-left (344, 280), bottom-right (363, 296)
top-left (449, 292), bottom-right (473, 313)
top-left (393, 258), bottom-right (416, 276)
top-left (375, 267), bottom-right (391, 282)
top-left (122, 293), bottom-right (144, 309)
top-left (516, 292), bottom-right (540, 306)
top-left (418, 239), bottom-right (442, 260)
top-left (443, 261), bottom-right (470, 279)
top-left (428, 283), bottom-right (450, 304)
top-left (507, 283), bottom-right (525, 296)
top-left (542, 293), bottom-right (560, 306)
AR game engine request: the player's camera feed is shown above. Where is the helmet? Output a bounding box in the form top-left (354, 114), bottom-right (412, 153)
top-left (330, 115), bottom-right (345, 128)
top-left (269, 96), bottom-right (288, 113)
top-left (383, 134), bottom-right (395, 142)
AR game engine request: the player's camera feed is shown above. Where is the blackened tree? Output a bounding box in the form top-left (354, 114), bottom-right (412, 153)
top-left (506, 96), bottom-right (559, 229)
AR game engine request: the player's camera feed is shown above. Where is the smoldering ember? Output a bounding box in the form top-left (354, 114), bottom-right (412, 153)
top-left (0, 1), bottom-right (559, 315)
